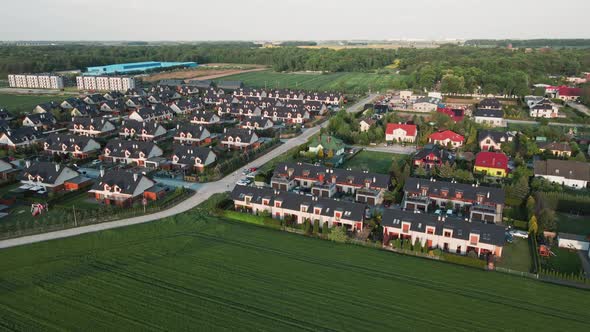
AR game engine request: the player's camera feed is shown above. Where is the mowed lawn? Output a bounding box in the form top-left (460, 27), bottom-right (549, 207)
top-left (496, 237), bottom-right (532, 272)
top-left (556, 212), bottom-right (590, 235)
top-left (1, 215), bottom-right (589, 331)
top-left (342, 150), bottom-right (402, 173)
top-left (214, 70), bottom-right (406, 93)
top-left (0, 93), bottom-right (60, 114)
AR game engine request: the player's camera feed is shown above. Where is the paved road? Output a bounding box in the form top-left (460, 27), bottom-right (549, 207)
top-left (567, 102), bottom-right (590, 117)
top-left (0, 95), bottom-right (377, 249)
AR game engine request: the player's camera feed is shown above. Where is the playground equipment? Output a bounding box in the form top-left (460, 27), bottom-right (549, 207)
top-left (31, 203), bottom-right (47, 217)
top-left (539, 244), bottom-right (556, 258)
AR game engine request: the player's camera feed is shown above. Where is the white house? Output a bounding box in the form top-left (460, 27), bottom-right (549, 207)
top-left (533, 159), bottom-right (590, 189)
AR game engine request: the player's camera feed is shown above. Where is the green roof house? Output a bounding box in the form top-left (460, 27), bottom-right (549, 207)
top-left (308, 135), bottom-right (345, 157)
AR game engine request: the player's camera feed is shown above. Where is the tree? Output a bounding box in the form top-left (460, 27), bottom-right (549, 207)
top-left (328, 226), bottom-right (348, 243)
top-left (413, 238), bottom-right (422, 252)
top-left (414, 164), bottom-right (427, 177)
top-left (317, 148), bottom-right (324, 159)
top-left (573, 152), bottom-right (587, 162)
top-left (529, 215), bottom-right (538, 235)
top-left (304, 219), bottom-right (311, 234)
top-left (538, 208), bottom-right (556, 232)
top-left (437, 161), bottom-right (455, 179)
top-left (322, 221), bottom-right (329, 236)
top-left (313, 219), bottom-right (320, 235)
top-left (526, 196), bottom-right (536, 219)
top-left (440, 74), bottom-right (465, 93)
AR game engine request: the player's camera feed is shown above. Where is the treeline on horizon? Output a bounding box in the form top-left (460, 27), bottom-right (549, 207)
top-left (465, 39), bottom-right (590, 48)
top-left (1, 43), bottom-right (589, 95)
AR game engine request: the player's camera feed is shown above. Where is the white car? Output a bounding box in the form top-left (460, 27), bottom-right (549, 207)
top-left (510, 230), bottom-right (529, 239)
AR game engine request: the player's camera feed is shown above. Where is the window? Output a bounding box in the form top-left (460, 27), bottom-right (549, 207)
top-left (426, 227), bottom-right (434, 235)
top-left (470, 235), bottom-right (478, 245)
top-left (444, 231), bottom-right (451, 238)
top-left (402, 223), bottom-right (410, 233)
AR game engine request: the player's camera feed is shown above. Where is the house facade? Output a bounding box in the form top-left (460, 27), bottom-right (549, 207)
top-left (473, 109), bottom-right (506, 127)
top-left (173, 123), bottom-right (212, 145)
top-left (101, 139), bottom-right (163, 167)
top-left (220, 128), bottom-right (260, 150)
top-left (171, 145), bottom-right (217, 172)
top-left (43, 133), bottom-right (101, 158)
top-left (20, 161), bottom-right (79, 192)
top-left (474, 152), bottom-right (509, 178)
top-left (533, 159), bottom-right (590, 189)
top-left (88, 170), bottom-right (155, 206)
top-left (478, 130), bottom-right (514, 151)
top-left (385, 123), bottom-right (417, 143)
top-left (402, 177), bottom-right (505, 223)
top-left (428, 130), bottom-right (464, 148)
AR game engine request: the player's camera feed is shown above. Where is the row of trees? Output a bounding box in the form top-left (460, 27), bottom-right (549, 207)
top-left (1, 44), bottom-right (589, 95)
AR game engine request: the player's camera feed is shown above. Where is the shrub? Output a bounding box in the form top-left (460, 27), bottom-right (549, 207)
top-left (327, 226), bottom-right (348, 243)
top-left (442, 252), bottom-right (486, 269)
top-left (322, 222), bottom-right (329, 236)
top-left (313, 219), bottom-right (320, 235)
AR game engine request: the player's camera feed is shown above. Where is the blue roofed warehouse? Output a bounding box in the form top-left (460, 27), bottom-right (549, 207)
top-left (85, 61), bottom-right (197, 75)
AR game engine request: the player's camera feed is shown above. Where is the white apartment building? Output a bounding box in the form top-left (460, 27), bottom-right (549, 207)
top-left (76, 76), bottom-right (135, 91)
top-left (8, 74), bottom-right (64, 89)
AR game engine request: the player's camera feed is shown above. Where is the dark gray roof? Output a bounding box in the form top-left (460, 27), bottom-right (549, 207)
top-left (382, 208), bottom-right (505, 246)
top-left (104, 139), bottom-right (159, 158)
top-left (534, 159), bottom-right (590, 181)
top-left (273, 162), bottom-right (390, 190)
top-left (91, 170), bottom-right (152, 195)
top-left (222, 128), bottom-right (257, 142)
top-left (231, 186), bottom-right (366, 221)
top-left (478, 98), bottom-right (502, 109)
top-left (21, 161), bottom-right (74, 185)
top-left (69, 117), bottom-right (115, 132)
top-left (175, 123), bottom-right (208, 138)
top-left (25, 113), bottom-right (56, 125)
top-left (44, 133), bottom-right (98, 152)
top-left (474, 109), bottom-right (503, 118)
top-left (172, 145), bottom-right (215, 165)
top-left (1, 127), bottom-right (43, 144)
top-left (478, 130), bottom-right (512, 143)
top-left (404, 177), bottom-right (505, 205)
top-left (413, 146), bottom-right (455, 163)
top-left (120, 120), bottom-right (166, 136)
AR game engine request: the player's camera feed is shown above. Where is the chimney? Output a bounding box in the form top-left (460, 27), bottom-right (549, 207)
top-left (100, 168), bottom-right (105, 177)
top-left (133, 173), bottom-right (138, 182)
top-left (55, 163), bottom-right (60, 172)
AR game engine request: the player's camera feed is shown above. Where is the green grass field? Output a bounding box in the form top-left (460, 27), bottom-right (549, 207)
top-left (0, 93), bottom-right (60, 114)
top-left (496, 238), bottom-right (532, 272)
top-left (214, 70), bottom-right (406, 93)
top-left (542, 247), bottom-right (583, 275)
top-left (0, 210), bottom-right (589, 331)
top-left (342, 150), bottom-right (403, 173)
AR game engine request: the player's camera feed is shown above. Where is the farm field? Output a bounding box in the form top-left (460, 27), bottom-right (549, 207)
top-left (0, 211), bottom-right (589, 331)
top-left (342, 150), bottom-right (403, 173)
top-left (0, 93), bottom-right (60, 115)
top-left (213, 70), bottom-right (407, 93)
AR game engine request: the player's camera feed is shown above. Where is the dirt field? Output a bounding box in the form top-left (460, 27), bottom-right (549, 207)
top-left (144, 64), bottom-right (267, 82)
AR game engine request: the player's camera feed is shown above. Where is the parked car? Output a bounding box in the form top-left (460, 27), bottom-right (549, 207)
top-left (510, 230), bottom-right (529, 239)
top-left (92, 159), bottom-right (101, 165)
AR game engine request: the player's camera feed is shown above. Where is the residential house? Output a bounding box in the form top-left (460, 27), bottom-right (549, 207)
top-left (359, 118), bottom-right (376, 132)
top-left (240, 116), bottom-right (274, 131)
top-left (119, 120), bottom-right (167, 141)
top-left (402, 177), bottom-right (505, 223)
top-left (382, 209), bottom-right (505, 257)
top-left (533, 159), bottom-right (590, 189)
top-left (101, 139), bottom-right (164, 167)
top-left (428, 130), bottom-right (464, 148)
top-left (385, 123), bottom-right (417, 143)
top-left (413, 145), bottom-right (455, 170)
top-left (60, 97), bottom-right (84, 110)
top-left (528, 98), bottom-right (559, 118)
top-left (173, 123), bottom-right (212, 145)
top-left (32, 102), bottom-right (60, 114)
top-left (189, 110), bottom-right (221, 125)
top-left (170, 99), bottom-right (202, 115)
top-left (478, 130), bottom-right (514, 151)
top-left (171, 145), bottom-right (217, 172)
top-left (556, 86), bottom-right (582, 102)
top-left (231, 186), bottom-right (366, 231)
top-left (557, 233), bottom-right (589, 251)
top-left (436, 107), bottom-right (465, 122)
top-left (474, 152), bottom-right (509, 177)
top-left (307, 135), bottom-right (345, 157)
top-left (538, 142), bottom-right (572, 158)
top-left (43, 133), bottom-right (101, 158)
top-left (263, 107), bottom-right (310, 124)
top-left (88, 170), bottom-right (155, 206)
top-left (20, 161), bottom-right (79, 192)
top-left (71, 104), bottom-right (100, 117)
top-left (473, 109), bottom-right (506, 127)
top-left (412, 97), bottom-right (440, 112)
top-left (0, 159), bottom-right (18, 181)
top-left (69, 117), bottom-right (116, 137)
top-left (99, 99), bottom-right (127, 114)
top-left (22, 113), bottom-right (57, 129)
top-left (128, 105), bottom-right (174, 122)
top-left (478, 98), bottom-right (502, 110)
top-left (0, 127), bottom-right (43, 149)
top-left (271, 162), bottom-right (390, 205)
top-left (220, 128), bottom-right (260, 150)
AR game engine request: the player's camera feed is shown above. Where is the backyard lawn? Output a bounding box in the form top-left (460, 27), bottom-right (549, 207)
top-left (213, 70), bottom-right (407, 93)
top-left (0, 93), bottom-right (62, 115)
top-left (496, 238), bottom-right (532, 272)
top-left (0, 209), bottom-right (589, 331)
top-left (342, 150), bottom-right (403, 174)
top-left (542, 247), bottom-right (584, 275)
top-left (556, 212), bottom-right (590, 236)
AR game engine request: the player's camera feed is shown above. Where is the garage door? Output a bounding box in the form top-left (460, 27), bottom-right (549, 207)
top-left (484, 215), bottom-right (494, 222)
top-left (406, 203), bottom-right (415, 210)
top-left (367, 197), bottom-right (375, 205)
top-left (322, 191), bottom-right (329, 198)
top-left (472, 213), bottom-right (482, 221)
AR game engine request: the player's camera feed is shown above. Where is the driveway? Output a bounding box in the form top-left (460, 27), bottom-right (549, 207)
top-left (0, 95), bottom-right (377, 249)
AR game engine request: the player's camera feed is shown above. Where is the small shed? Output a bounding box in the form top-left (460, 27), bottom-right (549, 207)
top-left (557, 233), bottom-right (590, 251)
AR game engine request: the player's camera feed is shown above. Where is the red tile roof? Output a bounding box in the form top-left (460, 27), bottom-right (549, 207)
top-left (428, 130), bottom-right (464, 143)
top-left (436, 107), bottom-right (464, 122)
top-left (557, 86), bottom-right (582, 97)
top-left (475, 152), bottom-right (509, 170)
top-left (386, 123), bottom-right (417, 137)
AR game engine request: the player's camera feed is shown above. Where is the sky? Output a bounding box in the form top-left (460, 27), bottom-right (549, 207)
top-left (1, 0), bottom-right (589, 41)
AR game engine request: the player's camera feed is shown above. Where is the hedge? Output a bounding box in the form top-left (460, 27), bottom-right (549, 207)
top-left (536, 192), bottom-right (590, 215)
top-left (441, 252), bottom-right (487, 269)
